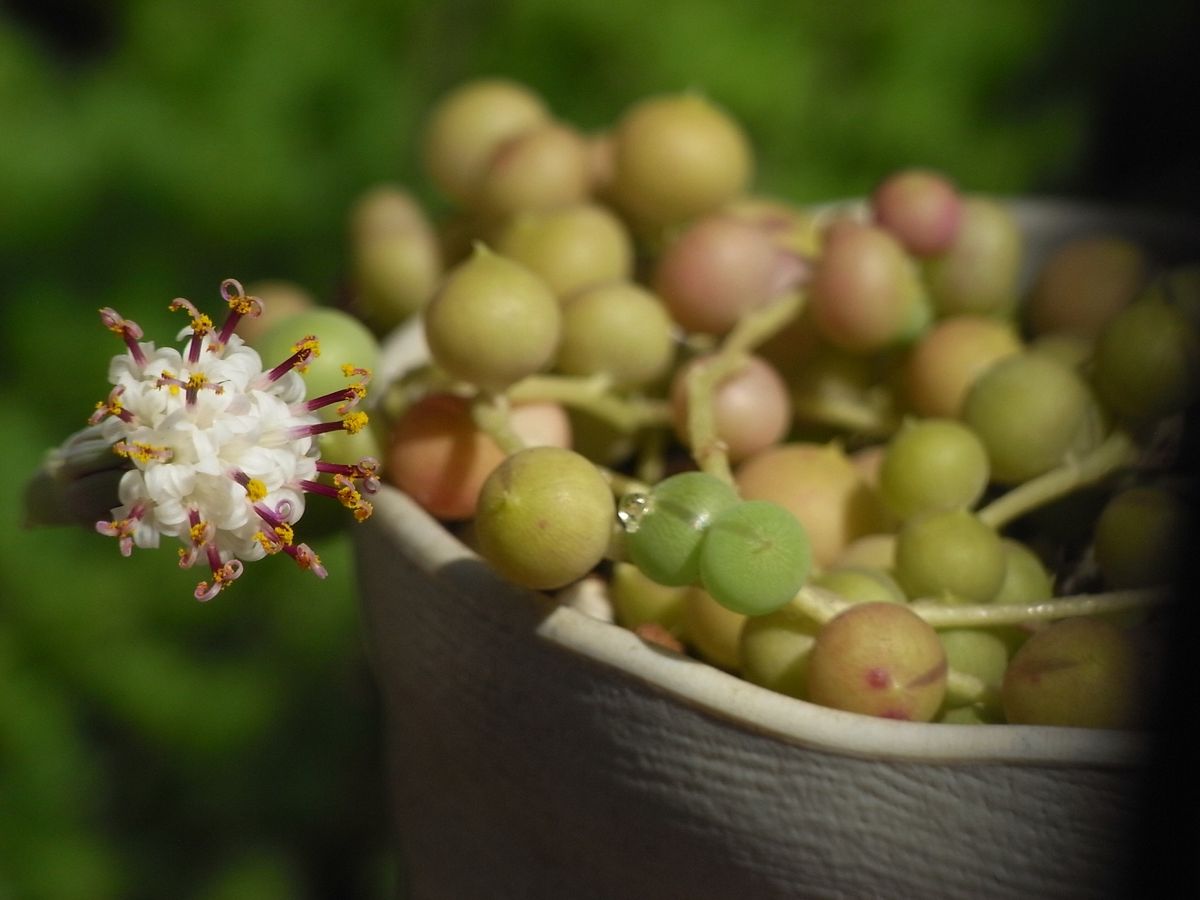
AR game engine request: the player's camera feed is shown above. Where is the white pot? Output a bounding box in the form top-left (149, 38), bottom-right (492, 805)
top-left (355, 199), bottom-right (1195, 899)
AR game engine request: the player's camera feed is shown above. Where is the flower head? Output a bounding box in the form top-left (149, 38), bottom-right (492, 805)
top-left (90, 278), bottom-right (377, 601)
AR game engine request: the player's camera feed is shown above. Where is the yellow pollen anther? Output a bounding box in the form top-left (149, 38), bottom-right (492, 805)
top-left (229, 295), bottom-right (256, 315)
top-left (342, 411), bottom-right (369, 434)
top-left (291, 338), bottom-right (320, 373)
top-left (94, 397), bottom-right (123, 418)
top-left (191, 314), bottom-right (213, 335)
top-left (273, 523), bottom-right (294, 545)
top-left (116, 440), bottom-right (172, 464)
top-left (160, 369), bottom-right (182, 396)
top-left (189, 521), bottom-right (209, 544)
top-left (255, 531), bottom-right (281, 553)
top-left (244, 479), bottom-right (268, 502)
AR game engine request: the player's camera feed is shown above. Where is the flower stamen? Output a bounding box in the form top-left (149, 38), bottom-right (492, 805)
top-left (113, 440), bottom-right (173, 464)
top-left (287, 543), bottom-right (327, 578)
top-left (256, 337), bottom-right (320, 387)
top-left (316, 456), bottom-right (381, 494)
top-left (89, 386), bottom-right (135, 425)
top-left (195, 559), bottom-right (244, 602)
top-left (169, 296), bottom-right (215, 364)
top-left (99, 308), bottom-right (149, 368)
top-left (96, 502), bottom-right (147, 557)
top-left (213, 278), bottom-right (264, 350)
top-left (178, 510), bottom-right (212, 569)
top-left (297, 366), bottom-right (372, 416)
top-left (255, 521), bottom-right (295, 554)
top-left (299, 472), bottom-right (374, 523)
top-left (287, 409), bottom-right (370, 440)
top-left (156, 370), bottom-right (224, 407)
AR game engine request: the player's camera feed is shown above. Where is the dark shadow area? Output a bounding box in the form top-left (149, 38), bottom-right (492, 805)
top-left (6, 0), bottom-right (117, 63)
top-left (1035, 0), bottom-right (1200, 218)
top-left (1038, 3), bottom-right (1200, 895)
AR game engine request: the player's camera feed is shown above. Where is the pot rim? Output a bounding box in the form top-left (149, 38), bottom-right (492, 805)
top-left (366, 482), bottom-right (1150, 767)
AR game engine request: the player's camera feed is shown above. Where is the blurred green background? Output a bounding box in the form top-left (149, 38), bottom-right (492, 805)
top-left (1, 1), bottom-right (1196, 898)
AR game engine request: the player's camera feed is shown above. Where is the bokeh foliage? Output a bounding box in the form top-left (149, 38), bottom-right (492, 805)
top-left (1, 1), bottom-right (1195, 898)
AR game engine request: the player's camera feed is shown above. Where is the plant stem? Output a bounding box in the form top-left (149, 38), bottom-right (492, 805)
top-left (977, 430), bottom-right (1138, 530)
top-left (380, 363), bottom-right (461, 421)
top-left (791, 584), bottom-right (852, 624)
top-left (507, 375), bottom-right (670, 433)
top-left (908, 587), bottom-right (1167, 628)
top-left (944, 668), bottom-right (1000, 710)
top-left (599, 467), bottom-right (650, 498)
top-left (470, 392), bottom-right (525, 455)
top-left (686, 293), bottom-right (805, 483)
top-left (790, 582), bottom-right (1165, 631)
top-left (791, 393), bottom-right (897, 436)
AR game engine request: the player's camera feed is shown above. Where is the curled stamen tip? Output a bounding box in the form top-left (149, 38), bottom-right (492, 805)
top-left (169, 296), bottom-right (201, 316)
top-left (99, 308), bottom-right (142, 338)
top-left (292, 544), bottom-right (327, 578)
top-left (95, 525), bottom-right (135, 556)
top-left (220, 278), bottom-right (263, 317)
top-left (193, 559), bottom-right (244, 602)
top-left (220, 278), bottom-right (246, 301)
top-left (95, 519), bottom-right (121, 538)
top-left (194, 581), bottom-right (220, 602)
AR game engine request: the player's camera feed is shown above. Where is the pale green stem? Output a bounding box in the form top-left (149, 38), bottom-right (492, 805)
top-left (791, 583), bottom-right (1165, 630)
top-left (977, 430), bottom-right (1138, 530)
top-left (722, 292), bottom-right (806, 357)
top-left (380, 363), bottom-right (462, 421)
top-left (599, 467), bottom-right (650, 498)
top-left (635, 427), bottom-right (667, 487)
top-left (909, 587), bottom-right (1167, 628)
top-left (685, 293), bottom-right (805, 483)
top-left (791, 584), bottom-right (852, 624)
top-left (470, 392), bottom-right (525, 456)
top-left (507, 374), bottom-right (671, 433)
top-left (944, 668), bottom-right (999, 709)
top-left (791, 393), bottom-right (898, 436)
top-left (686, 353), bottom-right (741, 483)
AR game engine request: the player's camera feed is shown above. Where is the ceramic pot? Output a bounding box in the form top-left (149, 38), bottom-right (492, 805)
top-left (355, 199), bottom-right (1196, 899)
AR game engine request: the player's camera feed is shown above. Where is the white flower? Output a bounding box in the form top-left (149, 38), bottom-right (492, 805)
top-left (91, 279), bottom-right (378, 601)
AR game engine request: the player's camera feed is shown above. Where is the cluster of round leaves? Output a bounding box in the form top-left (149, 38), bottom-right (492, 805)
top-left (357, 77), bottom-right (1197, 730)
top-left (622, 472), bottom-right (811, 616)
